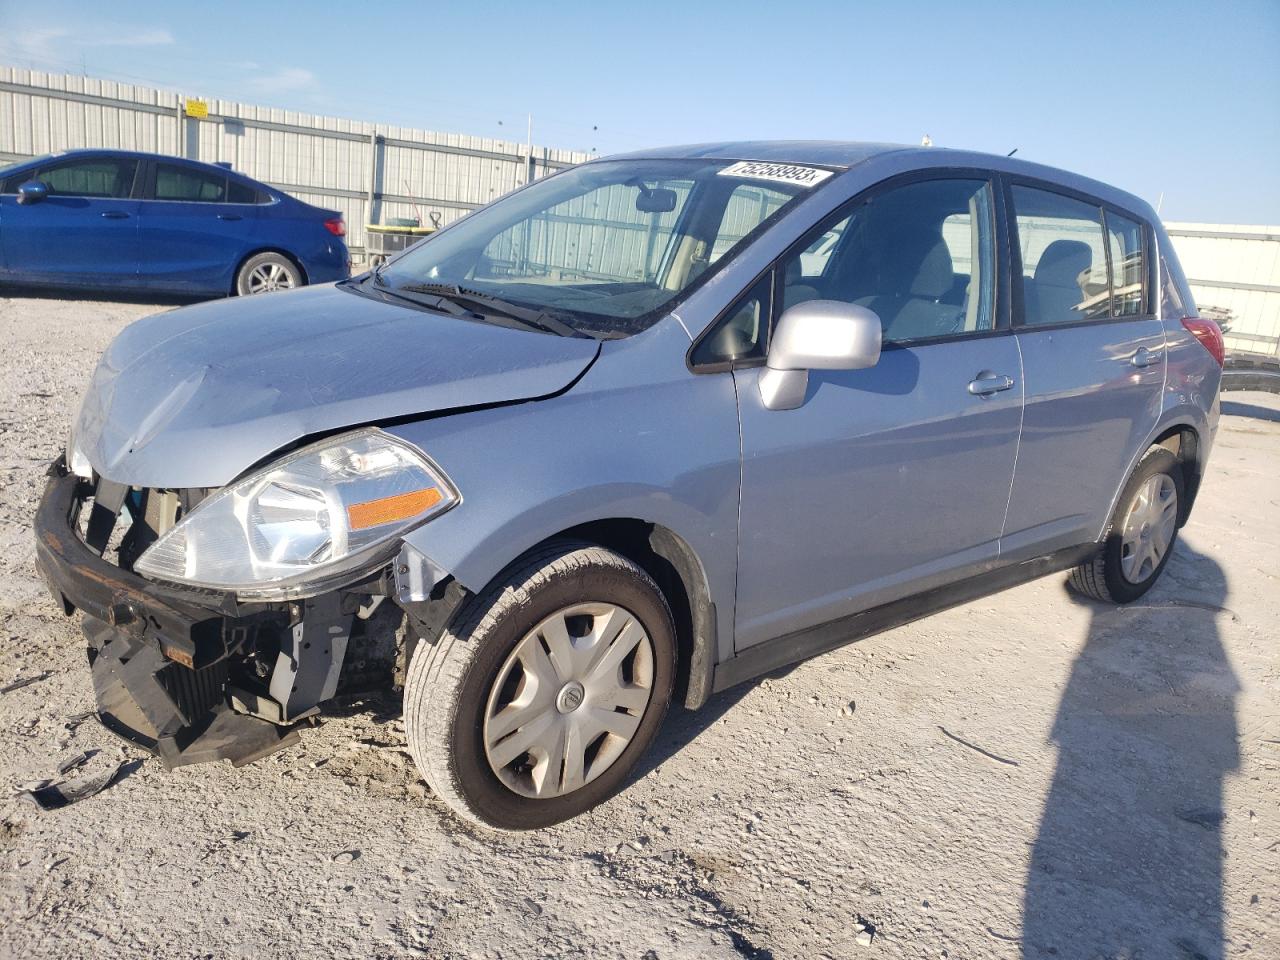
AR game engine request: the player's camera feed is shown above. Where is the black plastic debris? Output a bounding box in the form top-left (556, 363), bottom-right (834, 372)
top-left (0, 671), bottom-right (52, 695)
top-left (56, 750), bottom-right (97, 775)
top-left (62, 711), bottom-right (95, 732)
top-left (19, 759), bottom-right (141, 812)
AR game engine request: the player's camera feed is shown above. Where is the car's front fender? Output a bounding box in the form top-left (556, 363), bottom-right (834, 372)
top-left (388, 321), bottom-right (741, 666)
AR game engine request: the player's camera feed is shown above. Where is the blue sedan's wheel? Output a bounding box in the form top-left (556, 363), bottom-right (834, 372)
top-left (236, 252), bottom-right (302, 295)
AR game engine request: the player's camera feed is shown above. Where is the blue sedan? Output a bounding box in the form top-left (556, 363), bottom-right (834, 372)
top-left (0, 150), bottom-right (350, 296)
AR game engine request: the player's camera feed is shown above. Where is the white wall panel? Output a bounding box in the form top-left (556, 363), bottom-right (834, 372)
top-left (1167, 222), bottom-right (1280, 357)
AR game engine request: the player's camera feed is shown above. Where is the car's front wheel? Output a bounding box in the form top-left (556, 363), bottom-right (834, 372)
top-left (1069, 446), bottom-right (1184, 603)
top-left (236, 252), bottom-right (302, 295)
top-left (404, 541), bottom-right (676, 830)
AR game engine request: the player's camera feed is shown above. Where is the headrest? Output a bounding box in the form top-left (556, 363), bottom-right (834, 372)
top-left (909, 240), bottom-right (954, 299)
top-left (1034, 239), bottom-right (1093, 288)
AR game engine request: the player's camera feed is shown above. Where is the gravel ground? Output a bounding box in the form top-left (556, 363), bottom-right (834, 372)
top-left (0, 292), bottom-right (1277, 960)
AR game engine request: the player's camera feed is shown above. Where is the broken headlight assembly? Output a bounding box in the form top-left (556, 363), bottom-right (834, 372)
top-left (134, 429), bottom-right (458, 600)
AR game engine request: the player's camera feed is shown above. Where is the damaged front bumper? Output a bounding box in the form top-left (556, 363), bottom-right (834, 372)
top-left (33, 459), bottom-right (460, 768)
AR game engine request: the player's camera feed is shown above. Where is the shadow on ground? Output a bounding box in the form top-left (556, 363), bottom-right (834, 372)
top-left (1221, 399), bottom-right (1280, 423)
top-left (1022, 543), bottom-right (1238, 958)
top-left (0, 285), bottom-right (209, 307)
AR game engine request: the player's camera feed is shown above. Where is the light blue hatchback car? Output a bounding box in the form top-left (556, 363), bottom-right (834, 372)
top-left (34, 142), bottom-right (1223, 828)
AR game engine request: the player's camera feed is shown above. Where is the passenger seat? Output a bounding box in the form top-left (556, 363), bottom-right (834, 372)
top-left (857, 239), bottom-right (964, 341)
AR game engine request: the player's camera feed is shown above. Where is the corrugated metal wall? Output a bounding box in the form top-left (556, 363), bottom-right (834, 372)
top-left (0, 66), bottom-right (591, 255)
top-left (1165, 223), bottom-right (1280, 358)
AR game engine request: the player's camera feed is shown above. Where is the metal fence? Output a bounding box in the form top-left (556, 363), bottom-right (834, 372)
top-left (1165, 223), bottom-right (1280, 360)
top-left (0, 66), bottom-right (591, 257)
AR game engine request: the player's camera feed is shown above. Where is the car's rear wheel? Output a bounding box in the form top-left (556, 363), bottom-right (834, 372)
top-left (236, 252), bottom-right (302, 295)
top-left (403, 541), bottom-right (676, 830)
top-left (1069, 446), bottom-right (1184, 603)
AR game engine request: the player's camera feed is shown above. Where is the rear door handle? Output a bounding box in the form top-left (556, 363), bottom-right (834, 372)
top-left (100, 211), bottom-right (130, 219)
top-left (968, 372), bottom-right (1016, 396)
top-left (217, 213), bottom-right (242, 221)
top-left (1130, 346), bottom-right (1160, 368)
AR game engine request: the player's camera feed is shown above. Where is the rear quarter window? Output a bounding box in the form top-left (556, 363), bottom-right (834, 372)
top-left (226, 180), bottom-right (261, 204)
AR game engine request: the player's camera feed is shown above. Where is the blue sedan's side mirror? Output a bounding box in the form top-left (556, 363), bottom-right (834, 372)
top-left (17, 181), bottom-right (49, 205)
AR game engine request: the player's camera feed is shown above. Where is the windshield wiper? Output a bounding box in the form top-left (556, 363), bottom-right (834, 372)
top-left (397, 282), bottom-right (586, 338)
top-left (362, 278), bottom-right (473, 317)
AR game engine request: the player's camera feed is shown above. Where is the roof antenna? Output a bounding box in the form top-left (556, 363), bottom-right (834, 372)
top-left (1007, 147), bottom-right (1018, 157)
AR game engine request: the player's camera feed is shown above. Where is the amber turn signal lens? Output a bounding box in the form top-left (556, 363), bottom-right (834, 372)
top-left (346, 488), bottom-right (443, 530)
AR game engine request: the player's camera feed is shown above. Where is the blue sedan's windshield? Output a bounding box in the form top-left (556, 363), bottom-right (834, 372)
top-left (376, 158), bottom-right (831, 337)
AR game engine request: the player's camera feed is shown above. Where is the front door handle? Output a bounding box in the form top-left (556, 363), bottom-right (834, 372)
top-left (100, 211), bottom-right (130, 219)
top-left (968, 371), bottom-right (1016, 396)
top-left (1130, 346), bottom-right (1160, 368)
top-left (217, 213), bottom-right (242, 221)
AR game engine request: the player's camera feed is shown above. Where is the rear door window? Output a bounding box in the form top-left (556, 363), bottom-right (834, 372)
top-left (38, 157), bottom-right (138, 198)
top-left (154, 164), bottom-right (228, 202)
top-left (1105, 210), bottom-right (1146, 316)
top-left (1011, 186), bottom-right (1112, 326)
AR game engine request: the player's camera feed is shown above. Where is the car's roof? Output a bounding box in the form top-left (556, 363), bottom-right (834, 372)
top-left (15, 148), bottom-right (256, 179)
top-left (603, 140), bottom-right (1157, 220)
top-left (607, 140), bottom-right (913, 168)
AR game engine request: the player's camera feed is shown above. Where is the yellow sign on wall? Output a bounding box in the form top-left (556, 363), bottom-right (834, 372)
top-left (184, 99), bottom-right (209, 120)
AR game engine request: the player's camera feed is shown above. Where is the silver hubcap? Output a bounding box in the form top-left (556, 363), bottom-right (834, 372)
top-left (246, 261), bottom-right (296, 294)
top-left (483, 602), bottom-right (654, 799)
top-left (1119, 473), bottom-right (1177, 584)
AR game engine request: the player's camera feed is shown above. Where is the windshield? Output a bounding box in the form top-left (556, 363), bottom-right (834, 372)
top-left (0, 157), bottom-right (36, 192)
top-left (375, 158), bottom-right (831, 337)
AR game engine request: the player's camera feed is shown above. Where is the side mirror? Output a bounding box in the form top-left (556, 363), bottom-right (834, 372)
top-left (17, 181), bottom-right (48, 205)
top-left (759, 300), bottom-right (882, 410)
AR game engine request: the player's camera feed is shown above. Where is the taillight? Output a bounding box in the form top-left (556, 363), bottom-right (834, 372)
top-left (323, 217), bottom-right (346, 237)
top-left (1181, 317), bottom-right (1224, 367)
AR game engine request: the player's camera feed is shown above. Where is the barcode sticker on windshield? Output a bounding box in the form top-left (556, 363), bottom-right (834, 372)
top-left (718, 161), bottom-right (834, 188)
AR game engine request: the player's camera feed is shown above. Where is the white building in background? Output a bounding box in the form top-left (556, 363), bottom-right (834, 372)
top-left (1166, 223), bottom-right (1280, 360)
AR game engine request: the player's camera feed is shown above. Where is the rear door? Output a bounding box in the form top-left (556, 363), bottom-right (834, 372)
top-left (1001, 181), bottom-right (1164, 558)
top-left (0, 155), bottom-right (141, 286)
top-left (721, 174), bottom-right (1024, 649)
top-left (135, 161), bottom-right (260, 294)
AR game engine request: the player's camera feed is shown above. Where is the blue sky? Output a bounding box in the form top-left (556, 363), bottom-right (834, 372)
top-left (1, 0), bottom-right (1276, 223)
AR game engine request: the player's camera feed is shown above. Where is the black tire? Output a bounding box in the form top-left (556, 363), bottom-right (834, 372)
top-left (235, 252), bottom-right (303, 296)
top-left (1069, 446), bottom-right (1184, 603)
top-left (404, 541), bottom-right (676, 830)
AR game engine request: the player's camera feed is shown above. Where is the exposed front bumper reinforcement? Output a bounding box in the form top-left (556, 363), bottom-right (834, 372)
top-left (33, 461), bottom-right (320, 767)
top-left (83, 614), bottom-right (301, 768)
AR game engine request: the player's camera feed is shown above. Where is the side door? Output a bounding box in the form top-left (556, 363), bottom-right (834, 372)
top-left (0, 155), bottom-right (141, 286)
top-left (999, 182), bottom-right (1165, 559)
top-left (135, 161), bottom-right (260, 294)
top-left (701, 174), bottom-right (1024, 651)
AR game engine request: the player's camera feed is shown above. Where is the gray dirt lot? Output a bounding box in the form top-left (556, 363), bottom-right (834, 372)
top-left (0, 293), bottom-right (1277, 960)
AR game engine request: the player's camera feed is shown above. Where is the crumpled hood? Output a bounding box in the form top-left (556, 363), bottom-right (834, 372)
top-left (74, 283), bottom-right (599, 488)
